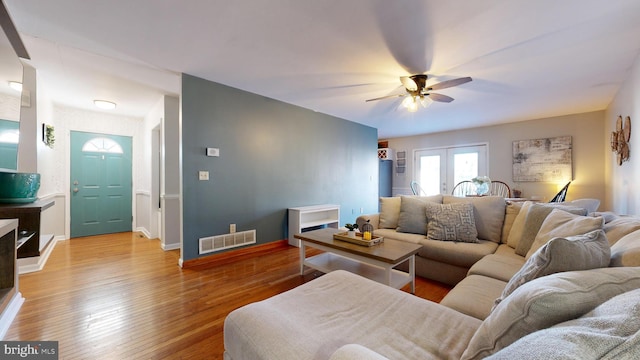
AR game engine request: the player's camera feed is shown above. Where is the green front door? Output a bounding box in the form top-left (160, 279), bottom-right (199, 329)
top-left (70, 131), bottom-right (132, 238)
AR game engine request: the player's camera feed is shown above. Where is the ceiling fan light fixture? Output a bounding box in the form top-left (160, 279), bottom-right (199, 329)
top-left (8, 81), bottom-right (22, 92)
top-left (406, 97), bottom-right (419, 112)
top-left (419, 96), bottom-right (433, 108)
top-left (94, 100), bottom-right (117, 110)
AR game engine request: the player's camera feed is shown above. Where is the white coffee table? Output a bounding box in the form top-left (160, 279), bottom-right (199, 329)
top-left (295, 228), bottom-right (422, 293)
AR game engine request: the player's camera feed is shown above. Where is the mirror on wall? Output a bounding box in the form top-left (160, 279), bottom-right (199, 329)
top-left (0, 30), bottom-right (23, 171)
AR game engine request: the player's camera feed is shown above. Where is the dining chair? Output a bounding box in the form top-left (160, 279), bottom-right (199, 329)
top-left (489, 181), bottom-right (511, 197)
top-left (410, 180), bottom-right (427, 196)
top-left (451, 181), bottom-right (476, 197)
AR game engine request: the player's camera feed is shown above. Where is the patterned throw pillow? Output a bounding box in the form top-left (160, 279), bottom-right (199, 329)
top-left (425, 202), bottom-right (478, 243)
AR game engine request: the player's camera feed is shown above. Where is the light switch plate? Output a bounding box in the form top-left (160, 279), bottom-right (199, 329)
top-left (206, 148), bottom-right (220, 157)
top-left (199, 171), bottom-right (209, 180)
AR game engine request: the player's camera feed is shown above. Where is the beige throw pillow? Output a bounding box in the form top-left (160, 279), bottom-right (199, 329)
top-left (525, 209), bottom-right (604, 260)
top-left (396, 195), bottom-right (443, 235)
top-left (500, 202), bottom-right (522, 244)
top-left (443, 196), bottom-right (506, 243)
top-left (610, 230), bottom-right (640, 267)
top-left (378, 197), bottom-right (401, 229)
top-left (513, 204), bottom-right (554, 256)
top-left (425, 202), bottom-right (478, 243)
top-left (461, 267), bottom-right (640, 360)
top-left (506, 201), bottom-right (534, 249)
top-left (494, 229), bottom-right (610, 308)
top-left (486, 288), bottom-right (640, 360)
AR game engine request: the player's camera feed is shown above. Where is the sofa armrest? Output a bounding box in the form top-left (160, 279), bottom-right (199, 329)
top-left (329, 344), bottom-right (390, 360)
top-left (356, 214), bottom-right (380, 230)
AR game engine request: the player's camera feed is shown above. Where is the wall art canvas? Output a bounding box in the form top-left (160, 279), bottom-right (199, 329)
top-left (512, 136), bottom-right (572, 182)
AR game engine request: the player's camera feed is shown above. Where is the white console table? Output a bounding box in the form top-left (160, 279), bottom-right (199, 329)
top-left (288, 204), bottom-right (340, 246)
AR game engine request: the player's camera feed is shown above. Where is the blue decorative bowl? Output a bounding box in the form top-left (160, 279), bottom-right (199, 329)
top-left (0, 171), bottom-right (41, 203)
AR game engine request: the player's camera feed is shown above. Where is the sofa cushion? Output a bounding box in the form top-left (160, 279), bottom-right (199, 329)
top-left (486, 288), bottom-right (640, 360)
top-left (506, 201), bottom-right (534, 249)
top-left (525, 209), bottom-right (604, 259)
top-left (440, 275), bottom-right (507, 320)
top-left (602, 213), bottom-right (640, 246)
top-left (494, 229), bottom-right (610, 308)
top-left (329, 344), bottom-right (391, 360)
top-left (425, 202), bottom-right (478, 243)
top-left (417, 239), bottom-right (499, 268)
top-left (514, 203), bottom-right (554, 256)
top-left (378, 197), bottom-right (401, 229)
top-left (610, 229), bottom-right (640, 267)
top-left (373, 228), bottom-right (424, 244)
top-left (500, 202), bottom-right (522, 244)
top-left (396, 195), bottom-right (442, 235)
top-left (443, 195), bottom-right (506, 243)
top-left (467, 253), bottom-right (525, 282)
top-left (224, 270), bottom-right (482, 360)
top-left (461, 267), bottom-right (640, 360)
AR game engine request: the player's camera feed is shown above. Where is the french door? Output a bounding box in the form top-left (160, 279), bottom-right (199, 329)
top-left (414, 145), bottom-right (487, 195)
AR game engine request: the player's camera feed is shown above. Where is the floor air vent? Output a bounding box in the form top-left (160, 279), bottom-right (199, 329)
top-left (199, 230), bottom-right (256, 254)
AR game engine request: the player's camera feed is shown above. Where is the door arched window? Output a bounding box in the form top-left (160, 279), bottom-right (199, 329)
top-left (81, 137), bottom-right (123, 153)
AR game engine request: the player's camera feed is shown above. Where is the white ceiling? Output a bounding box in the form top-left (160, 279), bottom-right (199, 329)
top-left (3, 0), bottom-right (640, 138)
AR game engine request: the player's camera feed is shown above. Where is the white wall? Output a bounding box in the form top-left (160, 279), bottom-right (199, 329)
top-left (384, 111), bottom-right (606, 206)
top-left (606, 51), bottom-right (640, 215)
top-left (51, 105), bottom-right (144, 239)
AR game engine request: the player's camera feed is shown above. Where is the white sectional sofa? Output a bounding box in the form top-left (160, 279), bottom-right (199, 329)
top-left (223, 197), bottom-right (640, 359)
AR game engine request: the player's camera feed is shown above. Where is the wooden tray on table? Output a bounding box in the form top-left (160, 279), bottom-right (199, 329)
top-left (333, 232), bottom-right (384, 247)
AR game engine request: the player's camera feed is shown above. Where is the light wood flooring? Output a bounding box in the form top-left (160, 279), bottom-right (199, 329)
top-left (5, 232), bottom-right (451, 359)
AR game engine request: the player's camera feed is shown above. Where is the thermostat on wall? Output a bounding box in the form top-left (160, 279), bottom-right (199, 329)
top-left (206, 148), bottom-right (220, 157)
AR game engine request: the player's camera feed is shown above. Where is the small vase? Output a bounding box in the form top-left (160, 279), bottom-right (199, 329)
top-left (347, 230), bottom-right (356, 238)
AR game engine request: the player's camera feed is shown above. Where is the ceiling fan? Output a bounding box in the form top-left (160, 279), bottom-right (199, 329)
top-left (366, 74), bottom-right (472, 112)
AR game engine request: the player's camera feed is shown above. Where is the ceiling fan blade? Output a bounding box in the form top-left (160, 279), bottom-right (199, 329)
top-left (365, 94), bottom-right (405, 102)
top-left (428, 93), bottom-right (454, 103)
top-left (400, 76), bottom-right (418, 92)
top-left (427, 77), bottom-right (472, 91)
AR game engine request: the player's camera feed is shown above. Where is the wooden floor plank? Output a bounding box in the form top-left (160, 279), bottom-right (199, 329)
top-left (4, 232), bottom-right (451, 359)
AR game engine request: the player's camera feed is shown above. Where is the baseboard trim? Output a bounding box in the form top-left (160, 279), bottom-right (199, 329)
top-left (182, 240), bottom-right (289, 269)
top-left (18, 236), bottom-right (61, 274)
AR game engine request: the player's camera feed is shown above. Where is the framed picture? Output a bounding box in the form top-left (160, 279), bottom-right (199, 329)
top-left (512, 136), bottom-right (572, 182)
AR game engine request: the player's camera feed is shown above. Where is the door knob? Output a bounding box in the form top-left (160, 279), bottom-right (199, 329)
top-left (73, 180), bottom-right (79, 185)
top-left (73, 188), bottom-right (79, 193)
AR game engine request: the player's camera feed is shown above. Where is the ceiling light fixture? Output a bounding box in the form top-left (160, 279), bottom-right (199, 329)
top-left (402, 95), bottom-right (432, 113)
top-left (93, 100), bottom-right (117, 110)
top-left (8, 81), bottom-right (22, 92)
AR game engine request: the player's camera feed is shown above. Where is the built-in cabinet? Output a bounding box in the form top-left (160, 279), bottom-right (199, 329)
top-left (0, 199), bottom-right (54, 258)
top-left (0, 219), bottom-right (22, 338)
top-left (288, 204), bottom-right (340, 247)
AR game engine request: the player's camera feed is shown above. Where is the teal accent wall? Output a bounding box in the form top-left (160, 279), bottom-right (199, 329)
top-left (181, 74), bottom-right (379, 261)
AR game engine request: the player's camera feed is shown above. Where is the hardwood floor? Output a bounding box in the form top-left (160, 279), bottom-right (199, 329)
top-left (5, 232), bottom-right (451, 359)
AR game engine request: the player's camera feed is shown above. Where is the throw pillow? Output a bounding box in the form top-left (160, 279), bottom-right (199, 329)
top-left (525, 209), bottom-right (604, 260)
top-left (493, 229), bottom-right (610, 308)
top-left (500, 202), bottom-right (523, 244)
top-left (513, 204), bottom-right (554, 256)
top-left (378, 197), bottom-right (401, 229)
top-left (461, 267), bottom-right (640, 360)
top-left (602, 214), bottom-right (640, 246)
top-left (506, 201), bottom-right (534, 249)
top-left (443, 195), bottom-right (506, 243)
top-left (485, 288), bottom-right (640, 360)
top-left (396, 195), bottom-right (442, 235)
top-left (425, 202), bottom-right (478, 243)
top-left (610, 230), bottom-right (640, 267)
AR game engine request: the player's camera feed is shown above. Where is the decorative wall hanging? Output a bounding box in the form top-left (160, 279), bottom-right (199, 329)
top-left (611, 115), bottom-right (630, 165)
top-left (42, 123), bottom-right (55, 148)
top-left (395, 151), bottom-right (406, 174)
top-left (512, 136), bottom-right (572, 182)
